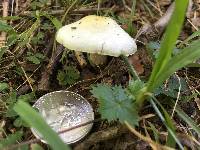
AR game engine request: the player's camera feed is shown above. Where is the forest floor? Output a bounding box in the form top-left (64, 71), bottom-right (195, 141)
top-left (1, 0), bottom-right (200, 149)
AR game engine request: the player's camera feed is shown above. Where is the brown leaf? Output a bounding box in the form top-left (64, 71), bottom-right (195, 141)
top-left (128, 54), bottom-right (144, 75)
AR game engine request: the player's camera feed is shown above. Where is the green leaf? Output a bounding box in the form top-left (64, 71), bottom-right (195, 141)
top-left (154, 76), bottom-right (188, 98)
top-left (181, 30), bottom-right (200, 45)
top-left (19, 19), bottom-right (40, 47)
top-left (149, 98), bottom-right (183, 149)
top-left (128, 80), bottom-right (145, 97)
top-left (14, 117), bottom-right (29, 127)
top-left (146, 41), bottom-right (160, 60)
top-left (0, 16), bottom-right (22, 21)
top-left (6, 105), bottom-right (18, 117)
top-left (152, 40), bottom-right (200, 89)
top-left (0, 82), bottom-right (9, 92)
top-left (57, 66), bottom-right (80, 85)
top-left (13, 101), bottom-right (70, 150)
top-left (41, 14), bottom-right (62, 30)
top-left (175, 107), bottom-right (200, 135)
top-left (147, 0), bottom-right (189, 92)
top-left (0, 21), bottom-right (15, 33)
top-left (57, 70), bottom-right (67, 85)
top-left (18, 144), bottom-right (29, 150)
top-left (26, 52), bottom-right (45, 64)
top-left (0, 131), bottom-right (23, 149)
top-left (187, 62), bottom-right (200, 68)
top-left (0, 33), bottom-right (19, 60)
top-left (91, 84), bottom-right (139, 126)
top-left (156, 100), bottom-right (176, 147)
top-left (18, 92), bottom-right (35, 102)
top-left (26, 56), bottom-right (41, 64)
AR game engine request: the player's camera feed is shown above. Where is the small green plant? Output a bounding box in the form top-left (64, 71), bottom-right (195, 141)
top-left (57, 65), bottom-right (80, 86)
top-left (91, 84), bottom-right (139, 126)
top-left (3, 91), bottom-right (35, 127)
top-left (1, 0), bottom-right (200, 149)
top-left (26, 52), bottom-right (45, 64)
top-left (91, 0), bottom-right (200, 149)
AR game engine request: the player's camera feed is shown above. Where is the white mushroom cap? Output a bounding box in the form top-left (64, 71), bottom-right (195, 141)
top-left (56, 15), bottom-right (137, 57)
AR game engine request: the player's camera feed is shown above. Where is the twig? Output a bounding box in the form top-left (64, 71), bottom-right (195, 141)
top-left (74, 125), bottom-right (128, 150)
top-left (61, 0), bottom-right (78, 23)
top-left (38, 45), bottom-right (63, 90)
top-left (182, 84), bottom-right (200, 94)
top-left (141, 1), bottom-right (174, 37)
top-left (136, 1), bottom-right (193, 39)
top-left (16, 65), bottom-right (41, 91)
top-left (122, 0), bottom-right (132, 12)
top-left (125, 121), bottom-right (174, 150)
top-left (20, 7), bottom-right (123, 16)
top-left (187, 18), bottom-right (199, 31)
top-left (19, 64), bottom-right (34, 92)
top-left (153, 2), bottom-right (175, 30)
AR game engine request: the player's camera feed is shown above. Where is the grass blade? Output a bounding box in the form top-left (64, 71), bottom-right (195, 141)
top-left (149, 98), bottom-right (183, 149)
top-left (147, 0), bottom-right (188, 92)
top-left (152, 98), bottom-right (176, 147)
top-left (152, 40), bottom-right (200, 89)
top-left (13, 101), bottom-right (70, 150)
top-left (175, 107), bottom-right (200, 135)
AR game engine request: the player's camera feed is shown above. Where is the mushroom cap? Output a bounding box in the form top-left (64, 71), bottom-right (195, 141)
top-left (56, 15), bottom-right (137, 57)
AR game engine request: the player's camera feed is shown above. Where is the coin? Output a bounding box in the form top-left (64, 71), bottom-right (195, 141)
top-left (31, 90), bottom-right (94, 144)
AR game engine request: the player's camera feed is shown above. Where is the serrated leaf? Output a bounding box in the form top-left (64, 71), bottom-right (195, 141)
top-left (57, 66), bottom-right (80, 85)
top-left (65, 66), bottom-right (80, 80)
top-left (57, 70), bottom-right (68, 85)
top-left (26, 53), bottom-right (44, 64)
top-left (35, 53), bottom-right (45, 59)
top-left (128, 80), bottom-right (145, 97)
top-left (91, 84), bottom-right (139, 126)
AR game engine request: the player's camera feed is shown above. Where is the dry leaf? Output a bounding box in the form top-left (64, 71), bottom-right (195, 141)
top-left (128, 54), bottom-right (144, 75)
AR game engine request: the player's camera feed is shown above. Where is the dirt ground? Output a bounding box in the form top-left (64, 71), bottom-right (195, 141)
top-left (1, 0), bottom-right (200, 149)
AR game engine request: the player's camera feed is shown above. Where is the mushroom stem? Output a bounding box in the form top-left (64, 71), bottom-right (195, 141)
top-left (121, 55), bottom-right (140, 81)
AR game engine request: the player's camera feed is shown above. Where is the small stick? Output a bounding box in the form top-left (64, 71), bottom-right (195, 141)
top-left (21, 7), bottom-right (124, 16)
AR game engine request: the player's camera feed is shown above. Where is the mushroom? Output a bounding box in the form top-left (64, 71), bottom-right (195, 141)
top-left (56, 15), bottom-right (139, 79)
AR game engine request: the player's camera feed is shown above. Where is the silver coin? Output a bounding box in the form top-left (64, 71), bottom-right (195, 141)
top-left (31, 90), bottom-right (94, 144)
